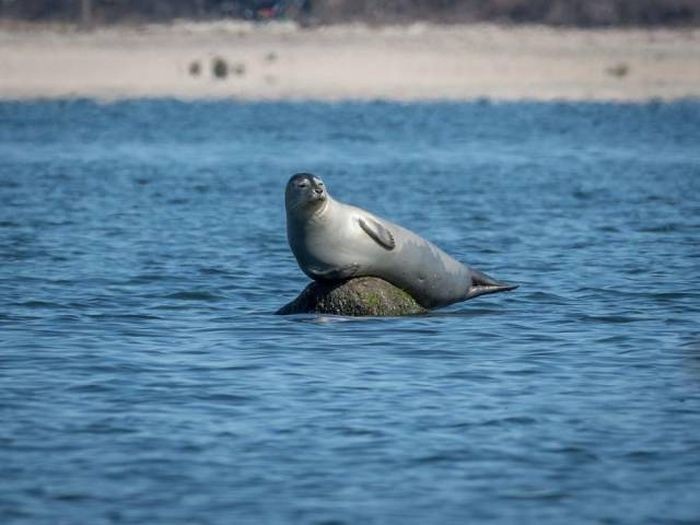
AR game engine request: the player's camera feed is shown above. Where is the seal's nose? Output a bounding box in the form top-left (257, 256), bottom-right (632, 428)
top-left (314, 187), bottom-right (324, 195)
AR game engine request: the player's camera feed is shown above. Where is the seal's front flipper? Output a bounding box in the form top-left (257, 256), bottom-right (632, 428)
top-left (465, 268), bottom-right (519, 300)
top-left (359, 217), bottom-right (395, 250)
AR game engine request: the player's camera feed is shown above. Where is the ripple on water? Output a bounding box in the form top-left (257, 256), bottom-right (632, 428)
top-left (163, 290), bottom-right (226, 301)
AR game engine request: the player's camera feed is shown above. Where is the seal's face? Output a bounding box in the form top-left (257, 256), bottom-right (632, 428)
top-left (285, 173), bottom-right (327, 213)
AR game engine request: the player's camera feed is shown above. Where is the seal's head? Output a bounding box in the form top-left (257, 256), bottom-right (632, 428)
top-left (285, 172), bottom-right (328, 213)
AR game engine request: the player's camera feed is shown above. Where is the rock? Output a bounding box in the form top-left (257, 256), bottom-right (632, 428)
top-left (276, 277), bottom-right (426, 316)
top-left (231, 62), bottom-right (246, 76)
top-left (188, 60), bottom-right (201, 77)
top-left (606, 63), bottom-right (629, 78)
top-left (211, 57), bottom-right (228, 79)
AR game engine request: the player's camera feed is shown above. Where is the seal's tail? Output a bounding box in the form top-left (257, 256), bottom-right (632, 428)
top-left (465, 268), bottom-right (519, 300)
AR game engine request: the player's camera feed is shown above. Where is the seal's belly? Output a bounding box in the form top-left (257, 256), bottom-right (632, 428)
top-left (294, 218), bottom-right (377, 279)
top-left (304, 222), bottom-right (374, 272)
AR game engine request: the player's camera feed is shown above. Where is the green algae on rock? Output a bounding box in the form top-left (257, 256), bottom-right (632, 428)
top-left (276, 277), bottom-right (426, 316)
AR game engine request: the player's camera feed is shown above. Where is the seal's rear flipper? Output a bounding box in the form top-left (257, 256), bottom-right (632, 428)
top-left (465, 268), bottom-right (519, 300)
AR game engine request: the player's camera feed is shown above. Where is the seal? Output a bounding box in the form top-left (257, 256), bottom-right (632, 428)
top-left (285, 172), bottom-right (517, 309)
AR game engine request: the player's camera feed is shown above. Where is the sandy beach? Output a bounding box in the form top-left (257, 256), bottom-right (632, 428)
top-left (1, 21), bottom-right (699, 101)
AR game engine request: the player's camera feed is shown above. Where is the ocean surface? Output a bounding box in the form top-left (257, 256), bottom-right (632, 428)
top-left (1, 99), bottom-right (699, 524)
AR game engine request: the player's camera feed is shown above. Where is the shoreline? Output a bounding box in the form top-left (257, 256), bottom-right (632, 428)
top-left (1, 22), bottom-right (699, 102)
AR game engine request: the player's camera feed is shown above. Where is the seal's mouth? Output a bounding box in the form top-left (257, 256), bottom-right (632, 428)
top-left (310, 190), bottom-right (326, 202)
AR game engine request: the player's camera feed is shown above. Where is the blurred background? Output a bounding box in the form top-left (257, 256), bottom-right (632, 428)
top-left (1, 0), bottom-right (699, 26)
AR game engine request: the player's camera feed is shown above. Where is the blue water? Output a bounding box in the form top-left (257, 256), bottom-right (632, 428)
top-left (1, 99), bottom-right (699, 524)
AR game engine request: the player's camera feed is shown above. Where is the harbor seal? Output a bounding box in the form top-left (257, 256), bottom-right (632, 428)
top-left (285, 172), bottom-right (517, 309)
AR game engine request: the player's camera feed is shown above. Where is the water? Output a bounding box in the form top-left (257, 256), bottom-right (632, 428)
top-left (1, 99), bottom-right (699, 524)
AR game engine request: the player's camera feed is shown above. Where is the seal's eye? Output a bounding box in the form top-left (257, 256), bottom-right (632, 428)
top-left (297, 182), bottom-right (308, 188)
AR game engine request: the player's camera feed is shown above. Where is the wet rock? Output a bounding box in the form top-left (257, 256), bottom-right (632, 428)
top-left (276, 277), bottom-right (426, 316)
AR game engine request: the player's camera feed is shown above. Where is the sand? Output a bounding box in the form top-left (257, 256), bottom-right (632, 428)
top-left (0, 21), bottom-right (698, 101)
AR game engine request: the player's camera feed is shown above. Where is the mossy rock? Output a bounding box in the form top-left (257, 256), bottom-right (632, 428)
top-left (276, 277), bottom-right (426, 316)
